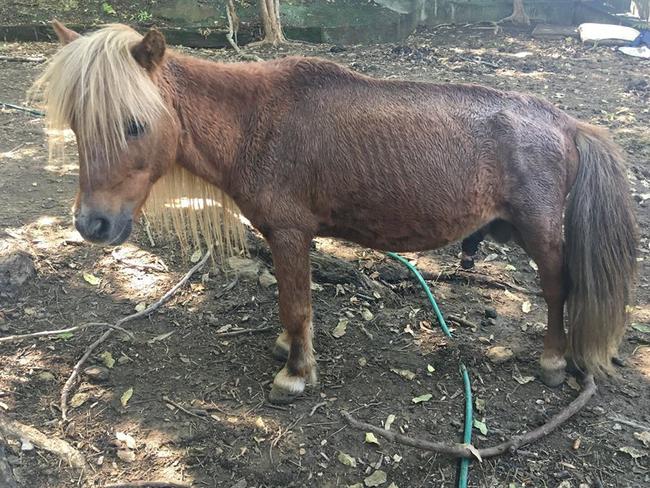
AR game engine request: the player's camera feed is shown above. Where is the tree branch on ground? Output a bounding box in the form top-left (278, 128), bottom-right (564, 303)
top-left (60, 252), bottom-right (211, 420)
top-left (342, 375), bottom-right (596, 459)
top-left (0, 413), bottom-right (88, 471)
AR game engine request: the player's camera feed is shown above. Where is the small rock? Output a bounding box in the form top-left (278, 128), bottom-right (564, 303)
top-left (330, 45), bottom-right (347, 53)
top-left (226, 257), bottom-right (260, 279)
top-left (0, 251), bottom-right (36, 294)
top-left (486, 346), bottom-right (514, 363)
top-left (258, 269), bottom-right (277, 288)
top-left (37, 371), bottom-right (56, 382)
top-left (116, 449), bottom-right (136, 463)
top-left (84, 366), bottom-right (110, 382)
top-left (484, 307), bottom-right (497, 319)
top-left (20, 439), bottom-right (34, 452)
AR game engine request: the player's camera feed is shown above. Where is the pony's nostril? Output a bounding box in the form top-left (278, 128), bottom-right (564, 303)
top-left (88, 215), bottom-right (111, 240)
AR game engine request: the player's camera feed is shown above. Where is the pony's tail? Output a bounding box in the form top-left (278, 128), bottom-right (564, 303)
top-left (564, 122), bottom-right (638, 375)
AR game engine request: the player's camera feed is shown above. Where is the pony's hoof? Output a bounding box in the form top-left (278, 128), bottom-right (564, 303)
top-left (460, 257), bottom-right (475, 270)
top-left (269, 367), bottom-right (305, 404)
top-left (540, 355), bottom-right (567, 387)
top-left (269, 384), bottom-right (301, 404)
top-left (540, 367), bottom-right (566, 387)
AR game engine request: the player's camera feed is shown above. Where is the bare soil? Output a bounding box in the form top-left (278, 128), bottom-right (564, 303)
top-left (0, 25), bottom-right (649, 488)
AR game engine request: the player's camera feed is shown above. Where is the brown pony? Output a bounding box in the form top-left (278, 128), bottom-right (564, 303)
top-left (32, 22), bottom-right (638, 403)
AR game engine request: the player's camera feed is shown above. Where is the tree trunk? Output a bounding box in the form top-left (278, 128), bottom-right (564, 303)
top-left (259, 0), bottom-right (286, 45)
top-left (501, 0), bottom-right (530, 25)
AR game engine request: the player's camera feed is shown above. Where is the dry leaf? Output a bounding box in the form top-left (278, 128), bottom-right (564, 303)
top-left (134, 302), bottom-right (146, 313)
top-left (332, 319), bottom-right (348, 338)
top-left (473, 419), bottom-right (488, 435)
top-left (412, 393), bottom-right (432, 404)
top-left (486, 346), bottom-right (513, 363)
top-left (83, 272), bottom-right (100, 286)
top-left (475, 398), bottom-right (486, 413)
top-left (365, 432), bottom-right (380, 445)
top-left (116, 432), bottom-right (136, 449)
top-left (70, 392), bottom-right (90, 408)
top-left (116, 449), bottom-right (136, 462)
top-left (190, 249), bottom-right (202, 263)
top-left (504, 290), bottom-right (522, 302)
top-left (100, 351), bottom-right (115, 369)
top-left (513, 373), bottom-right (535, 385)
top-left (634, 431), bottom-right (650, 447)
top-left (337, 451), bottom-right (357, 467)
top-left (361, 309), bottom-right (374, 321)
top-left (466, 443), bottom-right (483, 462)
top-left (390, 368), bottom-right (416, 380)
top-left (120, 387), bottom-right (133, 407)
top-left (528, 260), bottom-right (538, 271)
top-left (364, 470), bottom-right (387, 487)
top-left (566, 376), bottom-right (581, 391)
top-left (426, 364), bottom-right (435, 373)
top-left (384, 414), bottom-right (396, 430)
top-left (148, 331), bottom-right (175, 344)
top-left (521, 301), bottom-right (532, 313)
top-left (619, 446), bottom-right (646, 459)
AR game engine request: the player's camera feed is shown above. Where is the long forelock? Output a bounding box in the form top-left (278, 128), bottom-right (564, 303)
top-left (30, 24), bottom-right (167, 171)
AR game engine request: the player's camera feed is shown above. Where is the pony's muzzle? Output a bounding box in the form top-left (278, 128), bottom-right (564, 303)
top-left (74, 209), bottom-right (132, 245)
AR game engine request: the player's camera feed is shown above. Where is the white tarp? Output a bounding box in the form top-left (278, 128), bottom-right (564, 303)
top-left (618, 45), bottom-right (650, 59)
top-left (577, 23), bottom-right (640, 43)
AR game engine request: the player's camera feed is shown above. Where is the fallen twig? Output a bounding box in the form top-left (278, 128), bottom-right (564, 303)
top-left (342, 375), bottom-right (596, 459)
top-left (214, 325), bottom-right (275, 337)
top-left (0, 54), bottom-right (46, 63)
top-left (436, 270), bottom-right (539, 296)
top-left (111, 249), bottom-right (168, 272)
top-left (60, 252), bottom-right (211, 420)
top-left (104, 483), bottom-right (192, 488)
top-left (609, 414), bottom-right (650, 432)
top-left (163, 396), bottom-right (208, 419)
top-left (0, 412), bottom-right (88, 470)
top-left (0, 102), bottom-right (44, 116)
top-left (309, 401), bottom-right (327, 417)
top-left (0, 322), bottom-right (134, 344)
top-left (447, 314), bottom-right (480, 329)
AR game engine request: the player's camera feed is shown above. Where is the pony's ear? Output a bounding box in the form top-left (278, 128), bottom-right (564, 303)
top-left (52, 20), bottom-right (80, 45)
top-left (131, 29), bottom-right (166, 71)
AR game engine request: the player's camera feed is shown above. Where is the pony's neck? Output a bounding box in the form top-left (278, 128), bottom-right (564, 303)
top-left (163, 55), bottom-right (267, 192)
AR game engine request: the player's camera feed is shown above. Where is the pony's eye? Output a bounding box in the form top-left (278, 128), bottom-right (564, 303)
top-left (126, 119), bottom-right (146, 138)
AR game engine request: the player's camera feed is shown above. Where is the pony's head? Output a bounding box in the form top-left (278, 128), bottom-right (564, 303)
top-left (31, 21), bottom-right (179, 245)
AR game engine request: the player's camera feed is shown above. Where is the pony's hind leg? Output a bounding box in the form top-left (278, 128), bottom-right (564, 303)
top-left (267, 229), bottom-right (317, 403)
top-left (460, 228), bottom-right (486, 269)
top-left (515, 217), bottom-right (568, 387)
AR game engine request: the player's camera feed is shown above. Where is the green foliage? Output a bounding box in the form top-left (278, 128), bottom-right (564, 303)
top-left (134, 10), bottom-right (153, 22)
top-left (102, 2), bottom-right (116, 15)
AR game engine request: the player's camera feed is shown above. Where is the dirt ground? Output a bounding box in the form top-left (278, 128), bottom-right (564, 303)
top-left (1, 25), bottom-right (649, 488)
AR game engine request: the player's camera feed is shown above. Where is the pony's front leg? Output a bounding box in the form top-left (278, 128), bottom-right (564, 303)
top-left (267, 229), bottom-right (317, 404)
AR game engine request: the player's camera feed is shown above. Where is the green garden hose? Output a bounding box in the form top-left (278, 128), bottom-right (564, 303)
top-left (386, 252), bottom-right (472, 488)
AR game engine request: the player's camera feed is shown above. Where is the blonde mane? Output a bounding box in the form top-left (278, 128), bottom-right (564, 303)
top-left (30, 24), bottom-right (165, 170)
top-left (30, 24), bottom-right (247, 260)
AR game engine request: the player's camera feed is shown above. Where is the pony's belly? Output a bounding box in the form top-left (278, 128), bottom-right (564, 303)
top-left (317, 218), bottom-right (455, 252)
